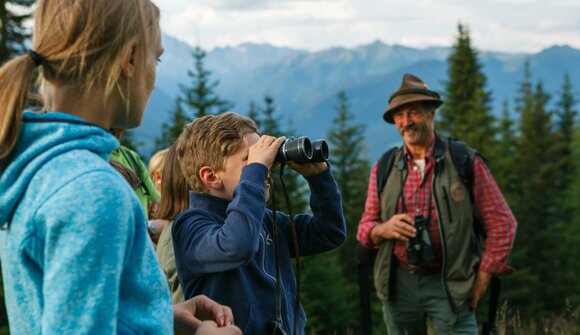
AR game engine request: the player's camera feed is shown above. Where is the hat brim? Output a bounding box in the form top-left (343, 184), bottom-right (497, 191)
top-left (383, 95), bottom-right (443, 124)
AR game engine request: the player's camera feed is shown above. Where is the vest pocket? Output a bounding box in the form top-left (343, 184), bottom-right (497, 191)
top-left (442, 186), bottom-right (453, 224)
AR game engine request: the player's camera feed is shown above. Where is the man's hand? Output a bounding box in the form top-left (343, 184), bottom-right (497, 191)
top-left (286, 161), bottom-right (328, 177)
top-left (195, 321), bottom-right (242, 335)
top-left (248, 135), bottom-right (286, 170)
top-left (370, 213), bottom-right (416, 245)
top-left (471, 270), bottom-right (492, 310)
top-left (173, 295), bottom-right (236, 330)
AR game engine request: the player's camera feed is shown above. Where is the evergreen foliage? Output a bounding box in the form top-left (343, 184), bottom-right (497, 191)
top-left (180, 47), bottom-right (232, 118)
top-left (437, 23), bottom-right (497, 158)
top-left (327, 91), bottom-right (370, 280)
top-left (0, 0), bottom-right (34, 64)
top-left (508, 63), bottom-right (561, 316)
top-left (155, 97), bottom-right (188, 150)
top-left (259, 94), bottom-right (309, 214)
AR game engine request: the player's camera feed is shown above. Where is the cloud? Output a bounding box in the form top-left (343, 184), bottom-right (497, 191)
top-left (156, 0), bottom-right (580, 52)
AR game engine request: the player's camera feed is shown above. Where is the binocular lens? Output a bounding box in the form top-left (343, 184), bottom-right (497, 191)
top-left (276, 136), bottom-right (313, 162)
top-left (311, 140), bottom-right (329, 162)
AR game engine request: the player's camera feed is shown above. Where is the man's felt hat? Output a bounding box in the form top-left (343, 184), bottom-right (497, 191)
top-left (383, 73), bottom-right (443, 124)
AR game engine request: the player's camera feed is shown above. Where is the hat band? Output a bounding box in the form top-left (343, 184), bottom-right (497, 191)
top-left (389, 88), bottom-right (440, 103)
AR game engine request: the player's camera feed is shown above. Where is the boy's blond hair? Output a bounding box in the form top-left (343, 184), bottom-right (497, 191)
top-left (176, 112), bottom-right (258, 193)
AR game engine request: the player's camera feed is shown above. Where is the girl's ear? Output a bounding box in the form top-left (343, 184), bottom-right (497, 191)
top-left (199, 166), bottom-right (222, 190)
top-left (120, 45), bottom-right (137, 79)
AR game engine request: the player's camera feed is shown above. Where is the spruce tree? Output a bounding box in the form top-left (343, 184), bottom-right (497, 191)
top-left (507, 62), bottom-right (560, 317)
top-left (327, 91), bottom-right (370, 277)
top-left (246, 100), bottom-right (261, 129)
top-left (155, 97), bottom-right (188, 150)
top-left (259, 94), bottom-right (308, 213)
top-left (491, 100), bottom-right (517, 199)
top-left (180, 47), bottom-right (232, 118)
top-left (437, 23), bottom-right (497, 157)
top-left (554, 74), bottom-right (577, 198)
top-left (0, 0), bottom-right (35, 63)
top-left (553, 76), bottom-right (580, 309)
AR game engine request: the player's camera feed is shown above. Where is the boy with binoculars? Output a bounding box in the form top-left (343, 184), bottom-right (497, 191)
top-left (171, 112), bottom-right (346, 334)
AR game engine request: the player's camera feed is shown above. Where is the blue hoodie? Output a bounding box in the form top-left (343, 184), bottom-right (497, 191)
top-left (0, 112), bottom-right (172, 334)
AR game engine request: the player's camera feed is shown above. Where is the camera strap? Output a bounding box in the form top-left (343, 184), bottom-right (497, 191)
top-left (269, 176), bottom-right (285, 333)
top-left (278, 164), bottom-right (301, 335)
top-left (269, 164), bottom-right (301, 335)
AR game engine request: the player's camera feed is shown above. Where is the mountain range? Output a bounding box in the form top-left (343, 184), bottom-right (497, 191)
top-left (136, 33), bottom-right (580, 160)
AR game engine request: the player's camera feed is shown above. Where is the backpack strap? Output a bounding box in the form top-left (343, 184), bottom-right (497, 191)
top-left (117, 147), bottom-right (151, 196)
top-left (447, 138), bottom-right (486, 239)
top-left (376, 146), bottom-right (401, 198)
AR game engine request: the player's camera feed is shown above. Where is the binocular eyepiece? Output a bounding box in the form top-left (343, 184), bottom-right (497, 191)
top-left (275, 136), bottom-right (329, 163)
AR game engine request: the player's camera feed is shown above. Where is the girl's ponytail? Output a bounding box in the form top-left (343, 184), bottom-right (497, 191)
top-left (0, 54), bottom-right (38, 160)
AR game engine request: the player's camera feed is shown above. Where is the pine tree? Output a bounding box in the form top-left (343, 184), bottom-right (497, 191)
top-left (180, 47), bottom-right (232, 118)
top-left (327, 91), bottom-right (370, 278)
top-left (437, 23), bottom-right (497, 157)
top-left (259, 94), bottom-right (308, 213)
top-left (554, 74), bottom-right (577, 199)
top-left (552, 76), bottom-right (580, 309)
top-left (0, 0), bottom-right (35, 63)
top-left (247, 100), bottom-right (261, 130)
top-left (507, 62), bottom-right (560, 317)
top-left (155, 97), bottom-right (188, 150)
top-left (491, 100), bottom-right (517, 199)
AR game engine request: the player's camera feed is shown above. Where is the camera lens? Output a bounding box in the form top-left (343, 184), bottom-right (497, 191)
top-left (276, 136), bottom-right (313, 162)
top-left (311, 140), bottom-right (329, 162)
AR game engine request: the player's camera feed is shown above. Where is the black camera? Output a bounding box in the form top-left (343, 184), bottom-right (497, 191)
top-left (275, 136), bottom-right (329, 163)
top-left (406, 215), bottom-right (435, 266)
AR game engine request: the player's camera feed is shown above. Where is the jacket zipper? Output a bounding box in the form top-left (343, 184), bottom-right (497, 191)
top-left (433, 158), bottom-right (456, 311)
top-left (442, 186), bottom-right (454, 224)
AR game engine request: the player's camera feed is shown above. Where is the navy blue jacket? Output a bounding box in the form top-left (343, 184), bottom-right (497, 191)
top-left (172, 163), bottom-right (346, 334)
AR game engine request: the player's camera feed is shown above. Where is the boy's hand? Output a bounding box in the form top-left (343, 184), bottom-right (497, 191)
top-left (287, 161), bottom-right (328, 177)
top-left (248, 135), bottom-right (286, 169)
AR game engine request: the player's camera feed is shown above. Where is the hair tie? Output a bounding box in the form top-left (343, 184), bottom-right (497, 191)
top-left (28, 50), bottom-right (45, 67)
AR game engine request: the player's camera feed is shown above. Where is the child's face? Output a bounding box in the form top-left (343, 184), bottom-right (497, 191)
top-left (216, 132), bottom-right (271, 201)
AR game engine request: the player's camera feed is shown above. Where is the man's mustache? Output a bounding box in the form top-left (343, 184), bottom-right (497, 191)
top-left (401, 124), bottom-right (420, 134)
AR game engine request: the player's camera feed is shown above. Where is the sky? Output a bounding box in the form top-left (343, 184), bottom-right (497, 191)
top-left (156, 0), bottom-right (580, 53)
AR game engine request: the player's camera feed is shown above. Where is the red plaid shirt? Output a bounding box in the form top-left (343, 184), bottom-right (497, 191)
top-left (356, 142), bottom-right (517, 275)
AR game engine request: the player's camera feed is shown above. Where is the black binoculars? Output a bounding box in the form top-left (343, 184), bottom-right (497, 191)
top-left (275, 136), bottom-right (329, 163)
top-left (406, 215), bottom-right (435, 266)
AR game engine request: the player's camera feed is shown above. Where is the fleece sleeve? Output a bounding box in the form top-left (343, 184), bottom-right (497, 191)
top-left (33, 171), bottom-right (134, 335)
top-left (281, 167), bottom-right (347, 257)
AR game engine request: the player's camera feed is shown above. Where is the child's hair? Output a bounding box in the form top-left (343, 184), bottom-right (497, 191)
top-left (0, 0), bottom-right (160, 160)
top-left (148, 147), bottom-right (169, 177)
top-left (176, 112), bottom-right (258, 193)
top-left (156, 144), bottom-right (189, 221)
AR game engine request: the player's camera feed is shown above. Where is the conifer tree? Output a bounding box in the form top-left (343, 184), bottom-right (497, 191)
top-left (327, 91), bottom-right (370, 278)
top-left (552, 76), bottom-right (580, 309)
top-left (491, 100), bottom-right (517, 199)
top-left (0, 0), bottom-right (35, 63)
top-left (155, 97), bottom-right (188, 150)
top-left (301, 92), bottom-right (367, 333)
top-left (259, 94), bottom-right (308, 213)
top-left (437, 23), bottom-right (497, 157)
top-left (507, 62), bottom-right (560, 317)
top-left (180, 47), bottom-right (232, 118)
top-left (247, 100), bottom-right (261, 129)
top-left (554, 74), bottom-right (577, 198)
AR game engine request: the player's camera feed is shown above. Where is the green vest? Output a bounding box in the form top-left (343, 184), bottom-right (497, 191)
top-left (373, 137), bottom-right (480, 308)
